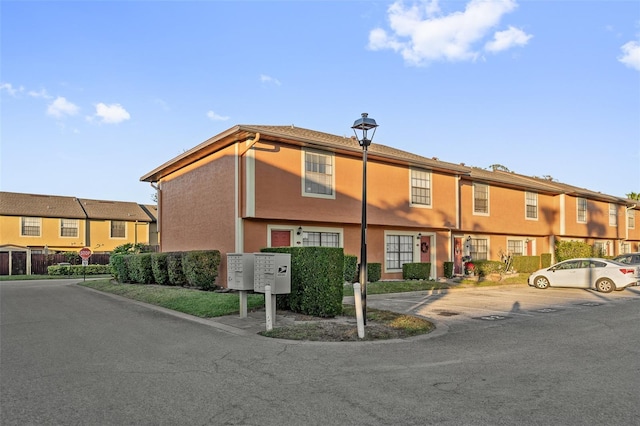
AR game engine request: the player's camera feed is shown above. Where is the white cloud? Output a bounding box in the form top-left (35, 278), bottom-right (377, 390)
top-left (619, 40), bottom-right (640, 71)
top-left (260, 74), bottom-right (281, 86)
top-left (47, 96), bottom-right (79, 118)
top-left (485, 26), bottom-right (532, 52)
top-left (28, 89), bottom-right (51, 99)
top-left (92, 102), bottom-right (131, 124)
top-left (0, 82), bottom-right (23, 97)
top-left (206, 111), bottom-right (230, 121)
top-left (368, 0), bottom-right (530, 66)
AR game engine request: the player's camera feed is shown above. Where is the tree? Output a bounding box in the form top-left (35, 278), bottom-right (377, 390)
top-left (626, 192), bottom-right (640, 200)
top-left (488, 164), bottom-right (510, 172)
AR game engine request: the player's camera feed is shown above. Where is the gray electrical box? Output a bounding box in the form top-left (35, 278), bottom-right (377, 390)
top-left (227, 253), bottom-right (255, 291)
top-left (254, 253), bottom-right (291, 294)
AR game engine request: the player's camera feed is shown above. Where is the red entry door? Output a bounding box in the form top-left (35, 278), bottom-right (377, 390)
top-left (271, 230), bottom-right (291, 247)
top-left (453, 237), bottom-right (463, 275)
top-left (420, 236), bottom-right (431, 263)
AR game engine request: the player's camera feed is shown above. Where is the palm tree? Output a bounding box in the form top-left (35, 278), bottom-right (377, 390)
top-left (626, 192), bottom-right (640, 200)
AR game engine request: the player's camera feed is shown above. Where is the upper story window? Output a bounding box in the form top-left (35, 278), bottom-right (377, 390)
top-left (110, 221), bottom-right (126, 238)
top-left (21, 217), bottom-right (41, 237)
top-left (410, 169), bottom-right (431, 207)
top-left (60, 219), bottom-right (79, 237)
top-left (303, 232), bottom-right (340, 247)
top-left (577, 198), bottom-right (587, 223)
top-left (386, 234), bottom-right (414, 270)
top-left (628, 209), bottom-right (635, 229)
top-left (609, 204), bottom-right (617, 226)
top-left (303, 149), bottom-right (334, 199)
top-left (525, 192), bottom-right (538, 220)
top-left (469, 238), bottom-right (488, 260)
top-left (473, 183), bottom-right (489, 215)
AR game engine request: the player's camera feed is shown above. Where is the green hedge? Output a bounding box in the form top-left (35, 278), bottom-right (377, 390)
top-left (182, 250), bottom-right (221, 291)
top-left (367, 263), bottom-right (381, 283)
top-left (555, 240), bottom-right (592, 262)
top-left (474, 260), bottom-right (505, 277)
top-left (511, 256), bottom-right (541, 273)
top-left (262, 247), bottom-right (344, 318)
top-left (402, 263), bottom-right (431, 280)
top-left (444, 262), bottom-right (454, 278)
top-left (128, 252), bottom-right (154, 284)
top-left (109, 254), bottom-right (131, 283)
top-left (343, 254), bottom-right (358, 283)
top-left (48, 264), bottom-right (111, 276)
top-left (151, 252), bottom-right (170, 285)
top-left (167, 252), bottom-right (188, 286)
top-left (541, 253), bottom-right (552, 268)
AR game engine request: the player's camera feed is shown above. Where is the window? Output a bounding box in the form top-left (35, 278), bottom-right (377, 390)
top-left (60, 219), bottom-right (79, 237)
top-left (21, 217), bottom-right (41, 236)
top-left (303, 232), bottom-right (339, 247)
top-left (525, 192), bottom-right (538, 219)
top-left (577, 198), bottom-right (587, 223)
top-left (628, 210), bottom-right (635, 229)
top-left (386, 235), bottom-right (414, 270)
top-left (110, 221), bottom-right (126, 238)
top-left (410, 169), bottom-right (431, 206)
top-left (303, 150), bottom-right (334, 197)
top-left (593, 241), bottom-right (606, 257)
top-left (507, 240), bottom-right (523, 256)
top-left (609, 204), bottom-right (617, 226)
top-left (473, 183), bottom-right (489, 214)
top-left (620, 243), bottom-right (630, 254)
top-left (469, 238), bottom-right (488, 260)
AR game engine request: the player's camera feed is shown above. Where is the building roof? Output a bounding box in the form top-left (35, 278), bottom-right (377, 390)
top-left (0, 192), bottom-right (86, 218)
top-left (0, 191), bottom-right (156, 222)
top-left (140, 123), bottom-right (636, 206)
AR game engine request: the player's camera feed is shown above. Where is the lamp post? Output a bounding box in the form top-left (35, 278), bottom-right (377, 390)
top-left (352, 112), bottom-right (378, 325)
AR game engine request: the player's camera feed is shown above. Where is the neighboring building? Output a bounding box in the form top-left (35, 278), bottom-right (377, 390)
top-left (0, 191), bottom-right (158, 274)
top-left (140, 124), bottom-right (640, 285)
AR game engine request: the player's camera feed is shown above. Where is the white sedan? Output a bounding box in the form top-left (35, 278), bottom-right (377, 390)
top-left (528, 258), bottom-right (640, 293)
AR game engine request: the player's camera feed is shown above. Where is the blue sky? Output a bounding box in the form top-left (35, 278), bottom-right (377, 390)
top-left (1, 0), bottom-right (639, 204)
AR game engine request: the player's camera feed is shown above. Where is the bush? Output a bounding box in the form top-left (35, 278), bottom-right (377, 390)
top-left (402, 263), bottom-right (431, 280)
top-left (511, 256), bottom-right (541, 273)
top-left (262, 247), bottom-right (344, 317)
top-left (48, 264), bottom-right (110, 276)
top-left (343, 255), bottom-right (358, 283)
top-left (182, 250), bottom-right (221, 291)
top-left (110, 254), bottom-right (131, 283)
top-left (474, 260), bottom-right (505, 277)
top-left (444, 262), bottom-right (454, 278)
top-left (555, 240), bottom-right (592, 262)
top-left (367, 263), bottom-right (381, 283)
top-left (167, 252), bottom-right (187, 286)
top-left (129, 252), bottom-right (154, 284)
top-left (541, 253), bottom-right (552, 268)
top-left (151, 252), bottom-right (170, 285)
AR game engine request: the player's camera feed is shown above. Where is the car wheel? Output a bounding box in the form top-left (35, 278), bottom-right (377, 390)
top-left (596, 278), bottom-right (615, 293)
top-left (533, 276), bottom-right (550, 289)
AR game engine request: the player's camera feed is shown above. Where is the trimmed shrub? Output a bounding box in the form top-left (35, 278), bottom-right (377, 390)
top-left (474, 260), bottom-right (505, 277)
top-left (48, 264), bottom-right (110, 276)
top-left (182, 250), bottom-right (221, 291)
top-left (444, 261), bottom-right (454, 278)
top-left (511, 256), bottom-right (541, 273)
top-left (541, 253), bottom-right (552, 268)
top-left (110, 254), bottom-right (131, 283)
top-left (555, 240), bottom-right (592, 262)
top-left (262, 247), bottom-right (344, 318)
top-left (151, 252), bottom-right (170, 285)
top-left (402, 263), bottom-right (431, 280)
top-left (129, 252), bottom-right (154, 284)
top-left (343, 254), bottom-right (358, 283)
top-left (167, 252), bottom-right (187, 286)
top-left (367, 263), bottom-right (381, 283)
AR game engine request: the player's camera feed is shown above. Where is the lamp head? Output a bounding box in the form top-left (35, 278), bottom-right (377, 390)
top-left (352, 113), bottom-right (378, 148)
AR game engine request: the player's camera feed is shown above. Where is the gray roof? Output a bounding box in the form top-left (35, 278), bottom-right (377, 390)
top-left (0, 191), bottom-right (156, 222)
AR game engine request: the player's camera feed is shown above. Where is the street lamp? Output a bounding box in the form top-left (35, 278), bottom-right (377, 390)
top-left (352, 112), bottom-right (378, 325)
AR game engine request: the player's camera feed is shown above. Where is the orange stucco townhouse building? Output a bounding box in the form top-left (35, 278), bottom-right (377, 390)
top-left (140, 124), bottom-right (640, 285)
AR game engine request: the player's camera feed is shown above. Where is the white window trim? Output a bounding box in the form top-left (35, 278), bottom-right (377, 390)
top-left (267, 224), bottom-right (343, 248)
top-left (577, 198), bottom-right (587, 223)
top-left (110, 220), bottom-right (127, 239)
top-left (525, 191), bottom-right (538, 221)
top-left (409, 168), bottom-right (433, 209)
top-left (628, 209), bottom-right (635, 229)
top-left (301, 148), bottom-right (336, 200)
top-left (609, 203), bottom-right (617, 227)
top-left (472, 183), bottom-right (490, 216)
top-left (20, 217), bottom-right (42, 237)
top-left (60, 218), bottom-right (79, 238)
top-left (384, 230), bottom-right (420, 274)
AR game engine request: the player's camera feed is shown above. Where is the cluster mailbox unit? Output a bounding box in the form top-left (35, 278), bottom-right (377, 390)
top-left (227, 253), bottom-right (291, 322)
